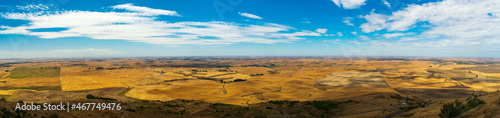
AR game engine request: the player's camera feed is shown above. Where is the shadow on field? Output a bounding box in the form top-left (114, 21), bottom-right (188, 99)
top-left (394, 88), bottom-right (473, 99)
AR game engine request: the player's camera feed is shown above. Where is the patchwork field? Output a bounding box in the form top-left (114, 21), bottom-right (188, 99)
top-left (1, 57), bottom-right (500, 117)
top-left (316, 72), bottom-right (390, 88)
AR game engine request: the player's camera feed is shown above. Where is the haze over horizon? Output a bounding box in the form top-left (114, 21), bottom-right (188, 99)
top-left (1, 0), bottom-right (499, 58)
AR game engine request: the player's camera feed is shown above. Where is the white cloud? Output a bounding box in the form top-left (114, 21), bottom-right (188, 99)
top-left (359, 36), bottom-right (370, 40)
top-left (324, 39), bottom-right (341, 44)
top-left (359, 11), bottom-right (388, 33)
top-left (112, 3), bottom-right (180, 16)
top-left (238, 12), bottom-right (263, 19)
top-left (360, 0), bottom-right (500, 50)
top-left (0, 4), bottom-right (321, 46)
top-left (316, 28), bottom-right (328, 34)
top-left (398, 37), bottom-right (420, 41)
top-left (347, 40), bottom-right (365, 44)
top-left (342, 17), bottom-right (354, 26)
top-left (331, 0), bottom-right (367, 9)
top-left (382, 32), bottom-right (415, 38)
top-left (365, 38), bottom-right (499, 57)
top-left (325, 34), bottom-right (335, 36)
top-left (382, 0), bottom-right (391, 8)
top-left (351, 31), bottom-right (357, 35)
top-left (337, 32), bottom-right (343, 36)
top-left (0, 48), bottom-right (120, 58)
top-left (16, 4), bottom-right (51, 11)
top-left (0, 25), bottom-right (11, 29)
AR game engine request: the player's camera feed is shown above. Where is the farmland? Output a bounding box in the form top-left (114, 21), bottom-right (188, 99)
top-left (1, 57), bottom-right (500, 117)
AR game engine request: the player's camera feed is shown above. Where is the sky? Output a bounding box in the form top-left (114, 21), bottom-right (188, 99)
top-left (0, 0), bottom-right (499, 58)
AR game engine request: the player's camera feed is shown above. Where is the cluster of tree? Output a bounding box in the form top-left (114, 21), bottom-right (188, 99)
top-left (241, 64), bottom-right (269, 67)
top-left (399, 102), bottom-right (426, 111)
top-left (439, 94), bottom-right (485, 118)
top-left (192, 69), bottom-right (207, 72)
top-left (85, 94), bottom-right (117, 101)
top-left (305, 101), bottom-right (338, 112)
top-left (232, 79), bottom-right (246, 82)
top-left (0, 64), bottom-right (12, 67)
top-left (218, 69), bottom-right (233, 72)
top-left (154, 71), bottom-right (166, 74)
top-left (95, 67), bottom-right (105, 70)
top-left (220, 79), bottom-right (247, 83)
top-left (94, 66), bottom-right (134, 70)
top-left (241, 63), bottom-right (286, 68)
top-left (250, 74), bottom-right (264, 76)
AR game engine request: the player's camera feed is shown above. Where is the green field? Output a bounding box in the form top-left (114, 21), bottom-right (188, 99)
top-left (6, 66), bottom-right (60, 79)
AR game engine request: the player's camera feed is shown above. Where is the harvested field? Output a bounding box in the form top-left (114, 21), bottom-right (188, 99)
top-left (0, 77), bottom-right (61, 87)
top-left (0, 72), bottom-right (9, 79)
top-left (316, 72), bottom-right (390, 88)
top-left (173, 71), bottom-right (251, 83)
top-left (456, 65), bottom-right (500, 73)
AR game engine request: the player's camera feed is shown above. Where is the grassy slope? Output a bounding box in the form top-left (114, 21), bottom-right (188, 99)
top-left (395, 92), bottom-right (500, 118)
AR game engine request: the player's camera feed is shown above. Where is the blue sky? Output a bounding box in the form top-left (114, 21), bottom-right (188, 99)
top-left (0, 0), bottom-right (499, 58)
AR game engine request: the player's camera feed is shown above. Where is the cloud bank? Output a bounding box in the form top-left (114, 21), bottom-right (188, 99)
top-left (359, 0), bottom-right (500, 51)
top-left (0, 48), bottom-right (120, 58)
top-left (0, 4), bottom-right (320, 46)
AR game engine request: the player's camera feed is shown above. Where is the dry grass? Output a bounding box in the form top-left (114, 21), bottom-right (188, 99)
top-left (0, 77), bottom-right (61, 87)
top-left (386, 77), bottom-right (458, 89)
top-left (316, 72), bottom-right (390, 88)
top-left (0, 72), bottom-right (10, 79)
